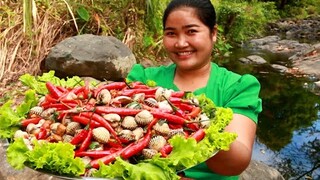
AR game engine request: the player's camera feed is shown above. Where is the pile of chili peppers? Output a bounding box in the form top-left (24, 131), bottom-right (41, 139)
top-left (18, 81), bottom-right (210, 173)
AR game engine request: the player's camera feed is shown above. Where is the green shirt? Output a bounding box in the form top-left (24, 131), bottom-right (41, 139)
top-left (127, 62), bottom-right (262, 180)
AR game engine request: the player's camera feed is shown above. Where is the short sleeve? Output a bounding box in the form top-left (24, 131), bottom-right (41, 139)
top-left (223, 74), bottom-right (262, 123)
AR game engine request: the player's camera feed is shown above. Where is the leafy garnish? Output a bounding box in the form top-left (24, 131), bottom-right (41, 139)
top-left (0, 90), bottom-right (37, 139)
top-left (26, 141), bottom-right (85, 176)
top-left (6, 138), bottom-right (30, 169)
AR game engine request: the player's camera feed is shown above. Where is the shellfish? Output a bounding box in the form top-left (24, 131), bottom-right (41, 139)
top-left (148, 135), bottom-right (167, 151)
top-left (92, 127), bottom-right (110, 144)
top-left (66, 122), bottom-right (81, 135)
top-left (153, 122), bottom-right (170, 136)
top-left (142, 148), bottom-right (158, 159)
top-left (103, 113), bottom-right (121, 123)
top-left (97, 89), bottom-right (112, 105)
top-left (29, 106), bottom-right (43, 117)
top-left (121, 116), bottom-right (138, 130)
top-left (132, 127), bottom-right (144, 141)
top-left (168, 128), bottom-right (185, 139)
top-left (135, 110), bottom-right (153, 126)
top-left (118, 129), bottom-right (135, 142)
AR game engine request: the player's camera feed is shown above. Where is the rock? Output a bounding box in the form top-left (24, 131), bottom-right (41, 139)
top-left (239, 55), bottom-right (267, 65)
top-left (44, 34), bottom-right (137, 81)
top-left (271, 64), bottom-right (288, 73)
top-left (289, 43), bottom-right (320, 79)
top-left (246, 35), bottom-right (311, 58)
top-left (240, 160), bottom-right (285, 180)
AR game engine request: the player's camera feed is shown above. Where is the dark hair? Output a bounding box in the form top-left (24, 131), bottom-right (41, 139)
top-left (163, 0), bottom-right (216, 31)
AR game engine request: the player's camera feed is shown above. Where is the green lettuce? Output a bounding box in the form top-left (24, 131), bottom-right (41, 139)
top-left (7, 139), bottom-right (85, 176)
top-left (19, 70), bottom-right (84, 95)
top-left (0, 90), bottom-right (37, 139)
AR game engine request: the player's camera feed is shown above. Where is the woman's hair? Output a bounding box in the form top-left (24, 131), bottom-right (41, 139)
top-left (163, 0), bottom-right (217, 31)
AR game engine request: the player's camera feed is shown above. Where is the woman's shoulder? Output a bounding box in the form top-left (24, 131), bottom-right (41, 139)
top-left (211, 62), bottom-right (259, 86)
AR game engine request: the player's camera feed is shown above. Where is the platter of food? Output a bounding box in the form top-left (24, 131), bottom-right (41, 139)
top-left (0, 71), bottom-right (236, 180)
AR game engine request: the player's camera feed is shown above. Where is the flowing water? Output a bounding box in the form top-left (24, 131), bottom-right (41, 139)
top-left (220, 47), bottom-right (320, 179)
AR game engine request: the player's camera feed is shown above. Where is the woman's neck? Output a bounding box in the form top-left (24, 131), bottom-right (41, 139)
top-left (174, 63), bottom-right (211, 92)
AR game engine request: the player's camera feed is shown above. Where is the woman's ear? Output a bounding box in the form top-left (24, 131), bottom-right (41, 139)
top-left (211, 25), bottom-right (218, 43)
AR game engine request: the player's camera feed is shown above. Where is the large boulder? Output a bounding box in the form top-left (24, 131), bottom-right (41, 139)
top-left (44, 34), bottom-right (136, 81)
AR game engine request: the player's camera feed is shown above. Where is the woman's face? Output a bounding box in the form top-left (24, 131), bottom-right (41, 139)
top-left (163, 7), bottom-right (217, 71)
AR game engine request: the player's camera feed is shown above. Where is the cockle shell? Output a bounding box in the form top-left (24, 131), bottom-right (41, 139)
top-left (97, 89), bottom-right (112, 104)
top-left (14, 130), bottom-right (29, 139)
top-left (37, 96), bottom-right (46, 106)
top-left (142, 148), bottom-right (158, 159)
top-left (144, 98), bottom-right (158, 108)
top-left (112, 96), bottom-right (132, 106)
top-left (121, 116), bottom-right (138, 130)
top-left (29, 106), bottom-right (43, 117)
top-left (148, 135), bottom-right (167, 151)
top-left (65, 92), bottom-right (77, 100)
top-left (66, 122), bottom-right (81, 135)
top-left (132, 93), bottom-right (145, 102)
top-left (153, 122), bottom-right (170, 136)
top-left (118, 129), bottom-right (135, 141)
top-left (135, 110), bottom-right (153, 126)
top-left (92, 127), bottom-right (110, 144)
top-left (40, 108), bottom-right (57, 119)
top-left (157, 101), bottom-right (173, 112)
top-left (62, 134), bottom-right (73, 143)
top-left (168, 128), bottom-right (185, 139)
top-left (132, 127), bottom-right (144, 141)
top-left (103, 113), bottom-right (121, 123)
top-left (125, 102), bottom-right (142, 109)
top-left (199, 113), bottom-right (211, 128)
top-left (26, 123), bottom-right (37, 134)
top-left (155, 87), bottom-right (173, 101)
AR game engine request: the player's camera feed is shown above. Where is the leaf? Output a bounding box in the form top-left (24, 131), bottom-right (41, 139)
top-left (77, 6), bottom-right (90, 22)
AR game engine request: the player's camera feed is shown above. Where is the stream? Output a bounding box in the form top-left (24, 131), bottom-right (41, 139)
top-left (221, 46), bottom-right (320, 179)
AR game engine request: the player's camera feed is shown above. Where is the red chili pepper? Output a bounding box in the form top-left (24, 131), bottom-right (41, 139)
top-left (95, 107), bottom-right (141, 116)
top-left (120, 88), bottom-right (157, 96)
top-left (120, 131), bottom-right (152, 159)
top-left (93, 82), bottom-right (127, 97)
top-left (44, 94), bottom-right (58, 104)
top-left (160, 144), bottom-right (173, 157)
top-left (71, 116), bottom-right (101, 128)
top-left (20, 117), bottom-right (42, 127)
top-left (77, 128), bottom-right (93, 152)
top-left (70, 129), bottom-right (89, 145)
top-left (45, 82), bottom-right (64, 99)
top-left (187, 106), bottom-right (201, 118)
top-left (81, 112), bottom-right (122, 144)
top-left (185, 123), bottom-right (200, 131)
top-left (36, 127), bottom-right (48, 140)
top-left (147, 118), bottom-right (159, 131)
top-left (190, 128), bottom-right (206, 142)
top-left (89, 143), bottom-right (133, 169)
top-left (168, 123), bottom-right (183, 129)
top-left (174, 103), bottom-right (194, 112)
top-left (171, 91), bottom-right (185, 98)
top-left (42, 103), bottom-right (78, 110)
top-left (75, 149), bottom-right (120, 159)
top-left (151, 111), bottom-right (187, 125)
top-left (56, 86), bottom-right (68, 93)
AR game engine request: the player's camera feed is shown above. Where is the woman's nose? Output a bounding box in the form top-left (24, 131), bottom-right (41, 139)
top-left (174, 36), bottom-right (188, 48)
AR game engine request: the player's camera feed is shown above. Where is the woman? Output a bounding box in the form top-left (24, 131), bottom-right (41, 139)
top-left (127, 0), bottom-right (262, 179)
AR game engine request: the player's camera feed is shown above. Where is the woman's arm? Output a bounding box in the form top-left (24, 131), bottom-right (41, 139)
top-left (206, 113), bottom-right (257, 176)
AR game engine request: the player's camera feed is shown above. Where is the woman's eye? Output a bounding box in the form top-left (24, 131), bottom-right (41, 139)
top-left (188, 29), bottom-right (197, 34)
top-left (165, 32), bottom-right (175, 36)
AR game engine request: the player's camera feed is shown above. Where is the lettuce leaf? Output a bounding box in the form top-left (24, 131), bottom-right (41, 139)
top-left (26, 141), bottom-right (85, 176)
top-left (6, 138), bottom-right (30, 169)
top-left (19, 71), bottom-right (84, 95)
top-left (0, 90), bottom-right (37, 139)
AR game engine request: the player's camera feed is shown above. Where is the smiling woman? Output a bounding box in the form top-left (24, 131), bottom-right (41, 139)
top-left (127, 0), bottom-right (262, 179)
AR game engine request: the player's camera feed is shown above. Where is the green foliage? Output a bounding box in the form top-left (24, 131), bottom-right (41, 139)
top-left (279, 0), bottom-right (320, 18)
top-left (216, 1), bottom-right (279, 43)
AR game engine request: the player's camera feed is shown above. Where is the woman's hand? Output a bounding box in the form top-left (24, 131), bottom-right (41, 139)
top-left (206, 113), bottom-right (257, 175)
